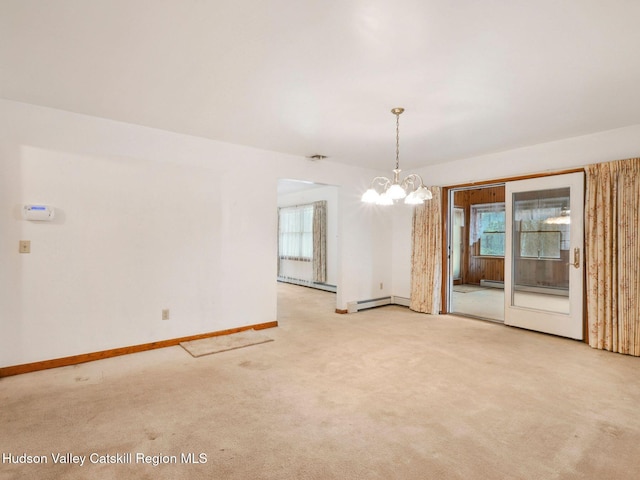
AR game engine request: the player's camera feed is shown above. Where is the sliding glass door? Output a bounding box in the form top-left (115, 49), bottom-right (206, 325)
top-left (504, 173), bottom-right (584, 339)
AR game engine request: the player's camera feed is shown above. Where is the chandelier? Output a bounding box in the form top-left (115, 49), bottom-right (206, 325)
top-left (361, 107), bottom-right (432, 205)
top-left (544, 206), bottom-right (571, 224)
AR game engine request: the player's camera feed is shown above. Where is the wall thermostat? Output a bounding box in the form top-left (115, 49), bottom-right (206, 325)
top-left (23, 205), bottom-right (55, 221)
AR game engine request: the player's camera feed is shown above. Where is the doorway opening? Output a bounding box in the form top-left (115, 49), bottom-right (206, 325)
top-left (445, 171), bottom-right (584, 339)
top-left (276, 179), bottom-right (339, 294)
top-left (448, 184), bottom-right (506, 322)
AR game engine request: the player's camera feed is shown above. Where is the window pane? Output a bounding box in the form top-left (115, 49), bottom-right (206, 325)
top-left (480, 232), bottom-right (505, 256)
top-left (471, 203), bottom-right (506, 257)
top-left (520, 231), bottom-right (561, 258)
top-left (278, 204), bottom-right (314, 260)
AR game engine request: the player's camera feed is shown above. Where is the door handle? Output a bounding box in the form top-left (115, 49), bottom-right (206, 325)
top-left (568, 247), bottom-right (580, 268)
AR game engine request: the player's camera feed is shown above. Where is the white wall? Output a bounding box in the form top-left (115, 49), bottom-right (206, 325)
top-left (390, 204), bottom-right (414, 300)
top-left (12, 98), bottom-right (632, 367)
top-left (0, 99), bottom-right (392, 367)
top-left (391, 124), bottom-right (640, 301)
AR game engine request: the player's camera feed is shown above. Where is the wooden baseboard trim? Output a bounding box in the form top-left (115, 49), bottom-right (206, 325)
top-left (0, 320), bottom-right (278, 378)
top-left (335, 309), bottom-right (348, 314)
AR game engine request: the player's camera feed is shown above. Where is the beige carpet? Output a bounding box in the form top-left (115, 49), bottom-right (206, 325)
top-left (452, 285), bottom-right (505, 321)
top-left (1, 283), bottom-right (639, 479)
top-left (180, 329), bottom-right (273, 357)
top-left (452, 284), bottom-right (487, 293)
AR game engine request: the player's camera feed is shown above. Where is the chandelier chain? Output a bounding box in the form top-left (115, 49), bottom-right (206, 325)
top-left (395, 112), bottom-right (400, 170)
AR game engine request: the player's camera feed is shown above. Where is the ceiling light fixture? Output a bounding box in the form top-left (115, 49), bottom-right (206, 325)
top-left (361, 108), bottom-right (432, 205)
top-left (544, 206), bottom-right (571, 224)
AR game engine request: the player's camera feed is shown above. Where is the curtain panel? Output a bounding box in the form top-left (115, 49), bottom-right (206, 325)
top-left (312, 201), bottom-right (327, 283)
top-left (410, 186), bottom-right (442, 314)
top-left (585, 158), bottom-right (640, 356)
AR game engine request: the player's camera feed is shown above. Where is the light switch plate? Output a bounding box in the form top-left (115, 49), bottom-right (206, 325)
top-left (19, 240), bottom-right (31, 254)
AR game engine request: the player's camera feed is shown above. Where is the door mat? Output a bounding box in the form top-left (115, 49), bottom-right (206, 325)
top-left (180, 330), bottom-right (274, 358)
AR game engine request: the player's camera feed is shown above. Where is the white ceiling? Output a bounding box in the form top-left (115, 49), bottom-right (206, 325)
top-left (2, 0), bottom-right (640, 171)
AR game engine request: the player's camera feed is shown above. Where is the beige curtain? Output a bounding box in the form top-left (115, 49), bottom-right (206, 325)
top-left (312, 201), bottom-right (327, 283)
top-left (410, 186), bottom-right (442, 314)
top-left (585, 158), bottom-right (640, 356)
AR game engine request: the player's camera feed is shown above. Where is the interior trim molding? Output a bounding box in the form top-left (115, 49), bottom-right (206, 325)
top-left (0, 321), bottom-right (278, 378)
top-left (443, 167), bottom-right (585, 189)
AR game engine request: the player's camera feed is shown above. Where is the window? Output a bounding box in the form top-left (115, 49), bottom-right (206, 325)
top-left (278, 201), bottom-right (327, 285)
top-left (519, 231), bottom-right (562, 258)
top-left (514, 194), bottom-right (569, 259)
top-left (470, 203), bottom-right (505, 256)
top-left (278, 204), bottom-right (313, 261)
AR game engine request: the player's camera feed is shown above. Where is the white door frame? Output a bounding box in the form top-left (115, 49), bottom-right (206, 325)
top-left (504, 172), bottom-right (584, 339)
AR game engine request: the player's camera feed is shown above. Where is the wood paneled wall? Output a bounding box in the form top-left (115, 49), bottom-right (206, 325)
top-left (453, 186), bottom-right (505, 285)
top-left (514, 251), bottom-right (570, 288)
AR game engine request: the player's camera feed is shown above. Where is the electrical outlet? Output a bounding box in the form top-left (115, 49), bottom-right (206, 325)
top-left (162, 309), bottom-right (170, 321)
top-left (380, 282), bottom-right (383, 290)
top-left (19, 240), bottom-right (31, 254)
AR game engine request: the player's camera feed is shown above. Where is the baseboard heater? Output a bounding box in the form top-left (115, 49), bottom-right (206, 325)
top-left (277, 277), bottom-right (337, 293)
top-left (479, 279), bottom-right (569, 296)
top-left (480, 279), bottom-right (504, 289)
top-left (347, 296), bottom-right (410, 313)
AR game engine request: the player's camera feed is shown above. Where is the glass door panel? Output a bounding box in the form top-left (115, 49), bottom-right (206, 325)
top-left (512, 187), bottom-right (570, 314)
top-left (452, 208), bottom-right (464, 281)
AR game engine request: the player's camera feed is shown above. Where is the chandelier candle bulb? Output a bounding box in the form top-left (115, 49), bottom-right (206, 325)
top-left (361, 107), bottom-right (432, 205)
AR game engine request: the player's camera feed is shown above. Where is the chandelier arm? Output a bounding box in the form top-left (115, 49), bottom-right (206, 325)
top-left (369, 176), bottom-right (392, 191)
top-left (401, 173), bottom-right (426, 191)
